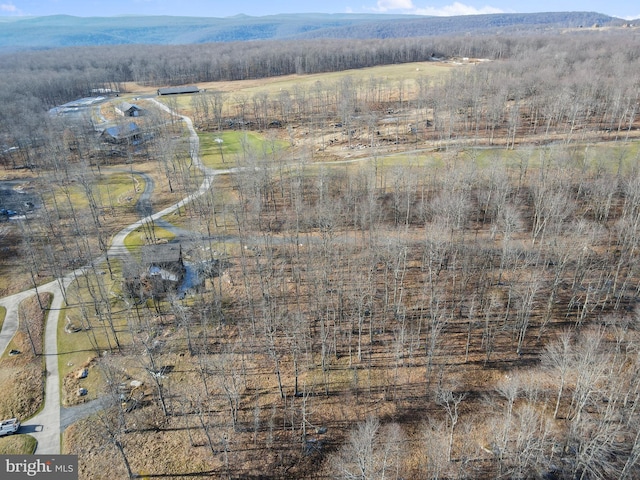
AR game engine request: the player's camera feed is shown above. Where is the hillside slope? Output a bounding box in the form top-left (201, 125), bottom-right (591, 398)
top-left (0, 11), bottom-right (625, 51)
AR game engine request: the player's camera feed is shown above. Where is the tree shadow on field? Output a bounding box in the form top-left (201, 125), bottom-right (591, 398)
top-left (56, 347), bottom-right (101, 356)
top-left (483, 355), bottom-right (540, 370)
top-left (136, 472), bottom-right (273, 479)
top-left (134, 470), bottom-right (223, 478)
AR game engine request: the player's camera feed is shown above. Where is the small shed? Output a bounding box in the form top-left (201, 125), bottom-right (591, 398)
top-left (157, 86), bottom-right (200, 96)
top-left (115, 102), bottom-right (143, 117)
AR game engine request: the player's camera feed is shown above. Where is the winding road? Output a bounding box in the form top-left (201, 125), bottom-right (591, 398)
top-left (0, 99), bottom-right (219, 454)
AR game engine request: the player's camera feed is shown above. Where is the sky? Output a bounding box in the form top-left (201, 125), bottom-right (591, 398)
top-left (0, 1), bottom-right (637, 20)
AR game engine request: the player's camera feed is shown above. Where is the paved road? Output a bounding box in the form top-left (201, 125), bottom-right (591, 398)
top-left (134, 170), bottom-right (155, 219)
top-left (0, 100), bottom-right (220, 454)
top-left (0, 275), bottom-right (76, 454)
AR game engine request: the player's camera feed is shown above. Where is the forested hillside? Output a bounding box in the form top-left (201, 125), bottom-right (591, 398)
top-left (2, 16), bottom-right (640, 480)
top-left (0, 11), bottom-right (625, 51)
top-left (2, 28), bottom-right (640, 151)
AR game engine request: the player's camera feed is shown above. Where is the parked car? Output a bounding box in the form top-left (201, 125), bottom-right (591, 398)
top-left (0, 208), bottom-right (18, 217)
top-left (0, 418), bottom-right (20, 436)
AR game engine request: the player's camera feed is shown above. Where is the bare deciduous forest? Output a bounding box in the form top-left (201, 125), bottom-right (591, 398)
top-left (2, 26), bottom-right (640, 479)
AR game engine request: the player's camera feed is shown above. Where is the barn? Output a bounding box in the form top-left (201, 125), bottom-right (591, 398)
top-left (115, 102), bottom-right (143, 117)
top-left (157, 86), bottom-right (200, 95)
top-left (101, 122), bottom-right (142, 144)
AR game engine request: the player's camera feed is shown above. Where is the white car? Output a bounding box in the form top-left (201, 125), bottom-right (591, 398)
top-left (0, 418), bottom-right (20, 436)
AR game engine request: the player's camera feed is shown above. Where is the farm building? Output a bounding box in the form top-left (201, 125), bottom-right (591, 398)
top-left (48, 96), bottom-right (106, 118)
top-left (157, 86), bottom-right (200, 95)
top-left (115, 102), bottom-right (143, 117)
top-left (101, 122), bottom-right (142, 144)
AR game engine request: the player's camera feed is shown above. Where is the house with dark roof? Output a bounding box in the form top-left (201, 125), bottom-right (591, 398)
top-left (101, 122), bottom-right (142, 144)
top-left (157, 86), bottom-right (200, 96)
top-left (142, 244), bottom-right (184, 274)
top-left (116, 102), bottom-right (143, 117)
top-left (123, 244), bottom-right (186, 300)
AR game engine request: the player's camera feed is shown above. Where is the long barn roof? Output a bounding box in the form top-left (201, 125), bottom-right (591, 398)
top-left (157, 86), bottom-right (200, 95)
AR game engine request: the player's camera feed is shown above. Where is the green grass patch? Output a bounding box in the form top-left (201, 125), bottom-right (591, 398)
top-left (123, 224), bottom-right (177, 254)
top-left (456, 141), bottom-right (640, 175)
top-left (45, 172), bottom-right (146, 216)
top-left (95, 172), bottom-right (145, 209)
top-left (155, 209), bottom-right (207, 234)
top-left (584, 141), bottom-right (640, 174)
top-left (376, 150), bottom-right (447, 168)
top-left (46, 184), bottom-right (89, 211)
top-left (156, 94), bottom-right (197, 114)
top-left (198, 130), bottom-right (288, 169)
top-left (0, 305), bottom-right (5, 337)
top-left (372, 140), bottom-right (639, 180)
top-left (0, 434), bottom-right (37, 454)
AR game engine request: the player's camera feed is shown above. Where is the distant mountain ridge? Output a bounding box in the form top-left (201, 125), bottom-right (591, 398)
top-left (0, 12), bottom-right (628, 51)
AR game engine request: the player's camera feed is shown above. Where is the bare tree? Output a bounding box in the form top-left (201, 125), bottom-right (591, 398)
top-left (94, 360), bottom-right (137, 480)
top-left (495, 374), bottom-right (521, 462)
top-left (541, 330), bottom-right (573, 419)
top-left (209, 349), bottom-right (243, 430)
top-left (513, 272), bottom-right (541, 356)
top-left (568, 328), bottom-right (610, 424)
top-left (436, 387), bottom-right (466, 462)
top-left (420, 419), bottom-right (450, 480)
top-left (331, 416), bottom-right (380, 480)
top-left (331, 416), bottom-right (406, 480)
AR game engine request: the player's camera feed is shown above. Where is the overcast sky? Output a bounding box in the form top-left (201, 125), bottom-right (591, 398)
top-left (0, 1), bottom-right (637, 20)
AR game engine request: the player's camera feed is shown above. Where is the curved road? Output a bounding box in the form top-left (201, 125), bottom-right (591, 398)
top-left (0, 100), bottom-right (221, 454)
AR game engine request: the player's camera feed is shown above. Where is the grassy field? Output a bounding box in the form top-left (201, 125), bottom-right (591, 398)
top-left (123, 224), bottom-right (177, 253)
top-left (0, 434), bottom-right (37, 454)
top-left (153, 60), bottom-right (453, 117)
top-left (0, 294), bottom-right (50, 421)
top-left (94, 172), bottom-right (145, 211)
top-left (208, 61), bottom-right (452, 98)
top-left (45, 171), bottom-right (144, 212)
top-left (198, 130), bottom-right (289, 169)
